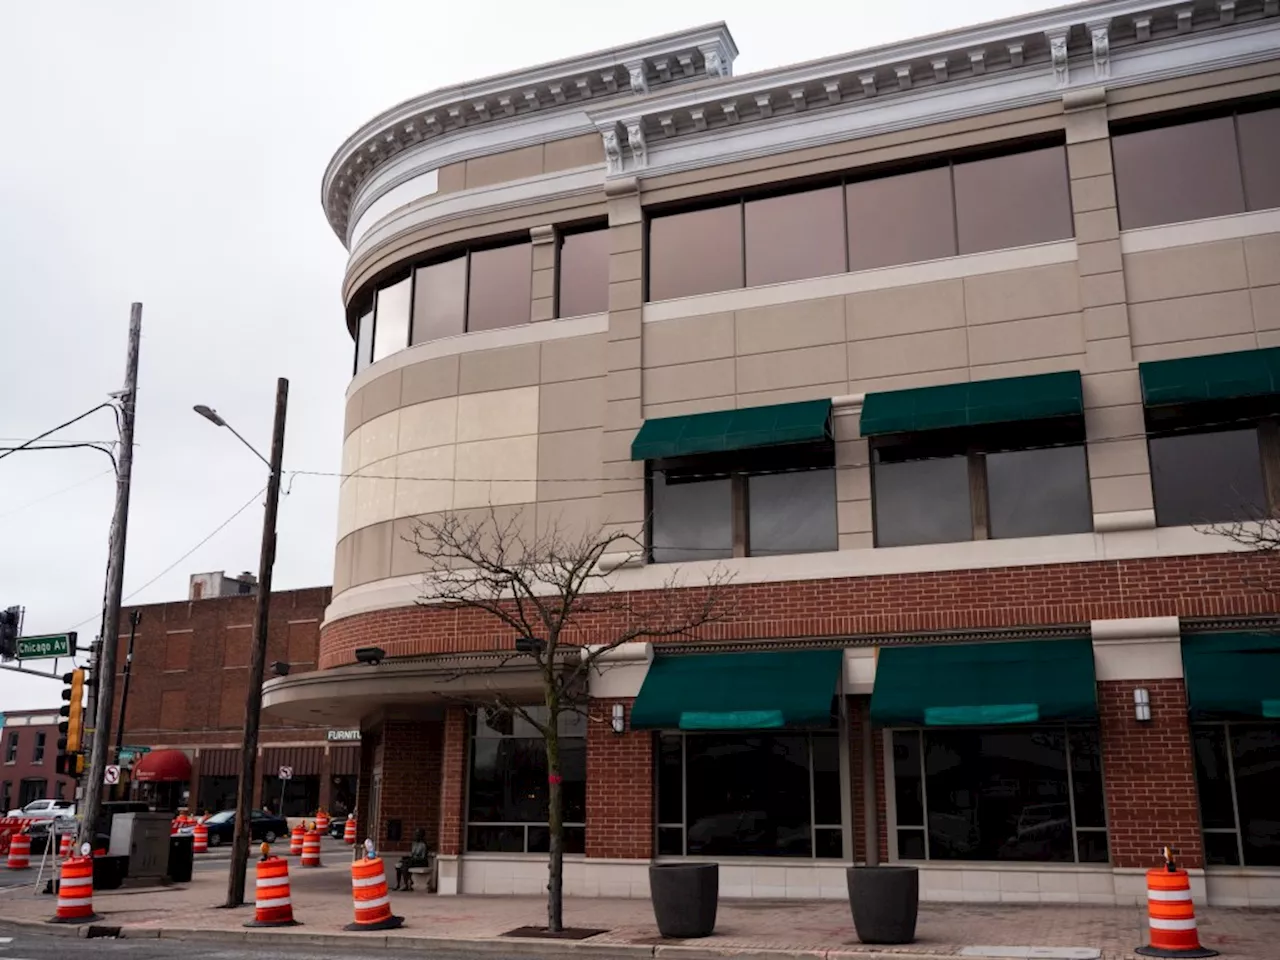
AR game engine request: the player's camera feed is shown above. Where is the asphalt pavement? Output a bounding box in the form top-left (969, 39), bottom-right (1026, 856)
top-left (0, 926), bottom-right (563, 960)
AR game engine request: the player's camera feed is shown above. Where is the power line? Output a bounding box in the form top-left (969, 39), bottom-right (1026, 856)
top-left (0, 467), bottom-right (114, 520)
top-left (66, 483), bottom-right (269, 631)
top-left (0, 403), bottom-right (116, 464)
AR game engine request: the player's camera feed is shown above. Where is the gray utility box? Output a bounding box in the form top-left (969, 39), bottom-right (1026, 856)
top-left (109, 812), bottom-right (172, 882)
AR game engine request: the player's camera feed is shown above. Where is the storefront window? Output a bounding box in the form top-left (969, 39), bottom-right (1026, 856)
top-left (891, 726), bottom-right (1108, 863)
top-left (1193, 722), bottom-right (1280, 867)
top-left (466, 706), bottom-right (586, 854)
top-left (655, 732), bottom-right (843, 859)
top-left (261, 775), bottom-right (320, 818)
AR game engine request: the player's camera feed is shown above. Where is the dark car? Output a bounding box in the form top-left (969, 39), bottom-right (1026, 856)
top-left (191, 809), bottom-right (288, 846)
top-left (328, 817), bottom-right (347, 840)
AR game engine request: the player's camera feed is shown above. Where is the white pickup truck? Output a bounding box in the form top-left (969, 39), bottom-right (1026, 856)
top-left (5, 799), bottom-right (75, 820)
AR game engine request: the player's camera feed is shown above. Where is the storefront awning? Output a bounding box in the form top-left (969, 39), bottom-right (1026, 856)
top-left (630, 399), bottom-right (831, 461)
top-left (859, 370), bottom-right (1083, 436)
top-left (133, 748), bottom-right (192, 783)
top-left (870, 638), bottom-right (1097, 726)
top-left (629, 648), bottom-right (842, 730)
top-left (1140, 346), bottom-right (1280, 407)
top-left (1182, 632), bottom-right (1280, 720)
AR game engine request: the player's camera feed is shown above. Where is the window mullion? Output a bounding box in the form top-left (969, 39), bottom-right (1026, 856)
top-left (1256, 420), bottom-right (1280, 518)
top-left (681, 733), bottom-right (688, 857)
top-left (1064, 726), bottom-right (1081, 864)
top-left (918, 730), bottom-right (930, 860)
top-left (733, 474), bottom-right (749, 558)
top-left (969, 452), bottom-right (990, 541)
top-left (1222, 721), bottom-right (1246, 866)
top-left (808, 735), bottom-right (817, 858)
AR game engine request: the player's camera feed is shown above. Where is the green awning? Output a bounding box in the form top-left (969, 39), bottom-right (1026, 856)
top-left (1182, 632), bottom-right (1280, 720)
top-left (630, 648), bottom-right (842, 730)
top-left (870, 638), bottom-right (1097, 726)
top-left (1140, 347), bottom-right (1280, 407)
top-left (630, 399), bottom-right (831, 461)
top-left (859, 370), bottom-right (1083, 436)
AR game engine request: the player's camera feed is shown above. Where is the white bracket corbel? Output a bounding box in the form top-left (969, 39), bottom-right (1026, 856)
top-left (1046, 29), bottom-right (1070, 87)
top-left (1088, 20), bottom-right (1111, 80)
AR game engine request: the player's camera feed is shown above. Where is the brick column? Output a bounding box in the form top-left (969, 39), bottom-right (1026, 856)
top-left (530, 225), bottom-right (557, 321)
top-left (848, 697), bottom-right (888, 863)
top-left (318, 745), bottom-right (333, 814)
top-left (355, 727), bottom-right (378, 843)
top-left (1097, 679), bottom-right (1203, 868)
top-left (601, 177), bottom-right (646, 538)
top-left (437, 707), bottom-right (469, 857)
top-left (188, 752), bottom-right (203, 813)
top-left (375, 719), bottom-right (442, 853)
top-left (251, 748), bottom-right (264, 809)
top-left (585, 698), bottom-right (653, 860)
top-left (1064, 89), bottom-right (1154, 531)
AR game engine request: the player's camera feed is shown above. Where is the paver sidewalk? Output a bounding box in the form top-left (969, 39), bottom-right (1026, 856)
top-left (0, 860), bottom-right (1276, 959)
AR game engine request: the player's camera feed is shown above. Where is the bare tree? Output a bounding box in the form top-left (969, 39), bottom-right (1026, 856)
top-left (409, 507), bottom-right (732, 933)
top-left (1206, 514), bottom-right (1280, 595)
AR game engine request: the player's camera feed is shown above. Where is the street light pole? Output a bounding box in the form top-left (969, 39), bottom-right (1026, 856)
top-left (195, 380), bottom-right (288, 907)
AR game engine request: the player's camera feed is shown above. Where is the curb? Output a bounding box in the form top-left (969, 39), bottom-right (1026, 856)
top-left (0, 916), bottom-right (978, 960)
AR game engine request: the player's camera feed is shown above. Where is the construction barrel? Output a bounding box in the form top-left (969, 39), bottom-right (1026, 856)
top-left (344, 856), bottom-right (403, 931)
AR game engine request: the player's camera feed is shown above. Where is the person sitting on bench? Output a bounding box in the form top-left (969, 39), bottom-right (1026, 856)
top-left (393, 828), bottom-right (430, 891)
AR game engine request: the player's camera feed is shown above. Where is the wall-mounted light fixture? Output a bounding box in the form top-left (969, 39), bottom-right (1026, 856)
top-left (1134, 687), bottom-right (1151, 722)
top-left (611, 702), bottom-right (626, 735)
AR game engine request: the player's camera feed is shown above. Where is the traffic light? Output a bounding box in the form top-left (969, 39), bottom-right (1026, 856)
top-left (57, 668), bottom-right (86, 759)
top-left (0, 607), bottom-right (18, 660)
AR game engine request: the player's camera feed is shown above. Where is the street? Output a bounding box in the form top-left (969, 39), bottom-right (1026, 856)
top-left (0, 926), bottom-right (562, 960)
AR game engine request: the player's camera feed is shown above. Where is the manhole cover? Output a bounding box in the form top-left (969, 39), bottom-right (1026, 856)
top-left (502, 926), bottom-right (608, 940)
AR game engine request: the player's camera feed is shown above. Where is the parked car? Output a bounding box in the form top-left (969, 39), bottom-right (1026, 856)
top-left (188, 809), bottom-right (288, 846)
top-left (328, 817), bottom-right (347, 840)
top-left (6, 798), bottom-right (75, 820)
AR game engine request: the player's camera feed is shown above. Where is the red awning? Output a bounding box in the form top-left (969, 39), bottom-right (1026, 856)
top-left (132, 749), bottom-right (192, 783)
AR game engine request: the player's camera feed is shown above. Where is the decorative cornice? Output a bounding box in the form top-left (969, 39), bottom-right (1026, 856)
top-left (321, 22), bottom-right (737, 241)
top-left (588, 0), bottom-right (1280, 177)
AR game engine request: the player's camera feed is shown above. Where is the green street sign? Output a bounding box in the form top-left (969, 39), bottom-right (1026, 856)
top-left (120, 745), bottom-right (151, 756)
top-left (16, 632), bottom-right (75, 660)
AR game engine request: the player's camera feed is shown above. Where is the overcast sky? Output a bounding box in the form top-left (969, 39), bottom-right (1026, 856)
top-left (0, 0), bottom-right (1070, 711)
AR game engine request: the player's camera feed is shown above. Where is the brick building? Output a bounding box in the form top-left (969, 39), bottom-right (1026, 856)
top-left (1, 709), bottom-right (76, 813)
top-left (112, 576), bottom-right (357, 819)
top-left (266, 1), bottom-right (1280, 907)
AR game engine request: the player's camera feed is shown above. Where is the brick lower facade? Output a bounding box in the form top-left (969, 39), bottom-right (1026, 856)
top-left (584, 699), bottom-right (652, 861)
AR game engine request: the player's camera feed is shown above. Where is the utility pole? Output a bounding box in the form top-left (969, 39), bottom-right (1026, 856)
top-left (114, 610), bottom-right (141, 760)
top-left (78, 302), bottom-right (142, 853)
top-left (226, 378), bottom-right (288, 907)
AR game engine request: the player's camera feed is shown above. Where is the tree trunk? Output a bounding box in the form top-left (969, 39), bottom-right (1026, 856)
top-left (545, 725), bottom-right (564, 933)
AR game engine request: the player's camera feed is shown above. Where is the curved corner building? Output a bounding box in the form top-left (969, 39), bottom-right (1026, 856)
top-left (266, 1), bottom-right (1280, 904)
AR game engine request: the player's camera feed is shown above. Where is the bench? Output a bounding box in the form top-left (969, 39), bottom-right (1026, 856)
top-left (403, 853), bottom-right (437, 892)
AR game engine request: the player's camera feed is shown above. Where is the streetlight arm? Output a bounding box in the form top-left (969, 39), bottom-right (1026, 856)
top-left (222, 422), bottom-right (273, 473)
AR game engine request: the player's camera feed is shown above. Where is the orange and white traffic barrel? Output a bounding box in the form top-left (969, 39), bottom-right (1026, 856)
top-left (343, 856), bottom-right (403, 931)
top-left (343, 816), bottom-right (357, 845)
top-left (289, 823), bottom-right (304, 856)
top-left (58, 833), bottom-right (73, 860)
top-left (300, 828), bottom-right (321, 867)
top-left (48, 856), bottom-right (99, 924)
top-left (1136, 864), bottom-right (1218, 958)
top-left (192, 821), bottom-right (209, 854)
top-left (315, 811), bottom-right (329, 833)
top-left (6, 833), bottom-right (31, 870)
top-left (243, 856), bottom-right (298, 927)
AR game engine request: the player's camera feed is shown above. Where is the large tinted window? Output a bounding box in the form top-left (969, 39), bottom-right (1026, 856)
top-left (873, 454), bottom-right (972, 547)
top-left (744, 186), bottom-right (846, 286)
top-left (412, 256), bottom-right (466, 344)
top-left (846, 166), bottom-right (956, 271)
top-left (893, 726), bottom-right (1107, 863)
top-left (1194, 723), bottom-right (1280, 867)
top-left (1238, 107), bottom-right (1280, 213)
top-left (558, 227), bottom-right (609, 318)
top-left (657, 733), bottom-right (842, 858)
top-left (372, 276), bottom-right (411, 362)
top-left (986, 445), bottom-right (1092, 539)
top-left (467, 242), bottom-right (532, 332)
top-left (648, 204), bottom-right (743, 301)
top-left (651, 472), bottom-right (732, 563)
top-left (953, 146), bottom-right (1073, 254)
top-left (747, 468), bottom-right (838, 556)
top-left (354, 308), bottom-right (373, 372)
top-left (1112, 116), bottom-right (1246, 229)
top-left (467, 707), bottom-right (585, 854)
top-left (1149, 427), bottom-right (1266, 526)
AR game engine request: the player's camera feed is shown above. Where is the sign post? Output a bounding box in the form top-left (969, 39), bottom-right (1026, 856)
top-left (278, 766), bottom-right (292, 818)
top-left (16, 633), bottom-right (76, 661)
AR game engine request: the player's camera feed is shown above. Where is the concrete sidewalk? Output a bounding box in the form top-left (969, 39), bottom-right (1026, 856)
top-left (0, 859), bottom-right (1275, 959)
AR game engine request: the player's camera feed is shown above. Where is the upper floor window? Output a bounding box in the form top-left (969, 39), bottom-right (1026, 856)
top-left (646, 141), bottom-right (1072, 302)
top-left (352, 238), bottom-right (532, 373)
top-left (1112, 102), bottom-right (1280, 230)
top-left (557, 225), bottom-right (610, 318)
top-left (5, 733), bottom-right (17, 763)
top-left (32, 732), bottom-right (45, 764)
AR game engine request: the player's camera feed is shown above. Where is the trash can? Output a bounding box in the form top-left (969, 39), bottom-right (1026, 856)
top-left (168, 834), bottom-right (194, 883)
top-left (93, 854), bottom-right (129, 891)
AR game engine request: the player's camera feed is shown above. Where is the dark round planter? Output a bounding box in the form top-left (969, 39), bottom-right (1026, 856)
top-left (847, 865), bottom-right (918, 945)
top-left (649, 863), bottom-right (718, 939)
